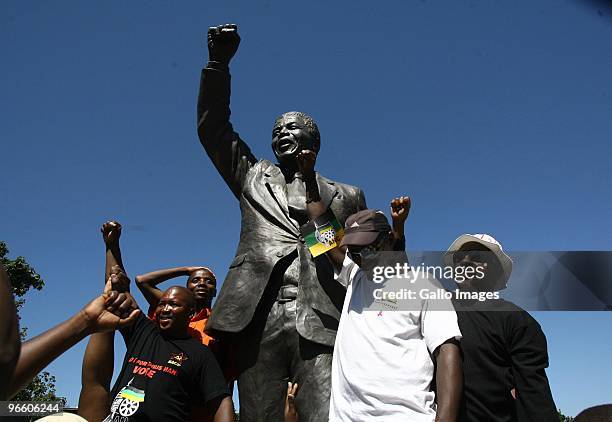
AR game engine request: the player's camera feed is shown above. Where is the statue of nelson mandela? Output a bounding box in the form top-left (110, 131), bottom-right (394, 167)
top-left (197, 24), bottom-right (367, 422)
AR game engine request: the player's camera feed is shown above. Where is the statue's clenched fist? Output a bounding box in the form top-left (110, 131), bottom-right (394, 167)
top-left (208, 23), bottom-right (240, 64)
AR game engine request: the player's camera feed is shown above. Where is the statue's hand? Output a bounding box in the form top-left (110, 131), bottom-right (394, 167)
top-left (296, 150), bottom-right (317, 180)
top-left (207, 24), bottom-right (240, 64)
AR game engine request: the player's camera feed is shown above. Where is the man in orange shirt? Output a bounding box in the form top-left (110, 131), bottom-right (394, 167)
top-left (136, 265), bottom-right (218, 346)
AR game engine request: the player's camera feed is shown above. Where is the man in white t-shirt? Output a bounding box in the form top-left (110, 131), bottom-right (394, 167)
top-left (295, 150), bottom-right (463, 422)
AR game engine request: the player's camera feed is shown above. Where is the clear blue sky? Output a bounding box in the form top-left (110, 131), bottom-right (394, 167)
top-left (1, 0), bottom-right (611, 417)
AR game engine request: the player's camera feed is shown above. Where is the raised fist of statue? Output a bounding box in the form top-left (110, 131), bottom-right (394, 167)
top-left (207, 23), bottom-right (240, 64)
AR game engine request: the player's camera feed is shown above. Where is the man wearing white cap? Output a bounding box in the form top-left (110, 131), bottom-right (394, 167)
top-left (446, 234), bottom-right (558, 422)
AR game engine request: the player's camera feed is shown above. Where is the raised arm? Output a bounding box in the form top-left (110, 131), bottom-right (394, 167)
top-left (101, 221), bottom-right (127, 282)
top-left (8, 292), bottom-right (139, 399)
top-left (0, 263), bottom-right (20, 400)
top-left (297, 150), bottom-right (346, 271)
top-left (197, 23), bottom-right (257, 198)
top-left (390, 196), bottom-right (410, 251)
top-left (135, 267), bottom-right (202, 307)
top-left (78, 221), bottom-right (129, 420)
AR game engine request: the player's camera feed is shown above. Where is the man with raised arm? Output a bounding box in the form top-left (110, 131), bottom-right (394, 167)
top-left (79, 222), bottom-right (233, 422)
top-left (136, 265), bottom-right (217, 345)
top-left (104, 285), bottom-right (234, 422)
top-left (79, 220), bottom-right (131, 421)
top-left (297, 150), bottom-right (462, 421)
top-left (197, 24), bottom-right (366, 421)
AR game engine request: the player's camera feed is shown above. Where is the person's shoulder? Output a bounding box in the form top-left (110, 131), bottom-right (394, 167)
top-left (497, 299), bottom-right (543, 331)
top-left (339, 254), bottom-right (361, 284)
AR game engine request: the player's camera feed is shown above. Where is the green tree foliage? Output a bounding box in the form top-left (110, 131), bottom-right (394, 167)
top-left (558, 408), bottom-right (575, 421)
top-left (1, 241), bottom-right (66, 404)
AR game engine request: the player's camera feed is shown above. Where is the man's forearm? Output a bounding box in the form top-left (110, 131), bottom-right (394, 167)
top-left (434, 341), bottom-right (462, 422)
top-left (8, 311), bottom-right (92, 399)
top-left (105, 244), bottom-right (125, 281)
top-left (135, 267), bottom-right (190, 307)
top-left (304, 177), bottom-right (324, 218)
top-left (303, 176), bottom-right (346, 271)
top-left (136, 267), bottom-right (191, 286)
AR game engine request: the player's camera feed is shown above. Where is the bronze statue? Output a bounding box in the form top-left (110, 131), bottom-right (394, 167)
top-left (197, 24), bottom-right (366, 422)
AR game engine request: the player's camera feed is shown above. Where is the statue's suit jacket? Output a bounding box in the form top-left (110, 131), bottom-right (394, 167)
top-left (197, 63), bottom-right (366, 346)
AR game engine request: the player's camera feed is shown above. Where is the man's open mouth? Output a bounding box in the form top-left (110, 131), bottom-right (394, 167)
top-left (158, 316), bottom-right (172, 326)
top-left (278, 138), bottom-right (297, 153)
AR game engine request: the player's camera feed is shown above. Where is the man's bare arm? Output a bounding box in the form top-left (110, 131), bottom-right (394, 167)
top-left (390, 196), bottom-right (411, 246)
top-left (0, 263), bottom-right (20, 400)
top-left (211, 395), bottom-right (234, 422)
top-left (434, 340), bottom-right (462, 422)
top-left (297, 150), bottom-right (346, 271)
top-left (78, 221), bottom-right (129, 420)
top-left (8, 292), bottom-right (139, 399)
top-left (135, 267), bottom-right (203, 308)
top-left (102, 221), bottom-right (125, 282)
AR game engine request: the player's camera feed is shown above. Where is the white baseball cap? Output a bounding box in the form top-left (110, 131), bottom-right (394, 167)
top-left (444, 233), bottom-right (513, 289)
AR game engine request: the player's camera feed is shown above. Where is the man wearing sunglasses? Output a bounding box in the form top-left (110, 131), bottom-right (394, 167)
top-left (445, 234), bottom-right (558, 422)
top-left (296, 150), bottom-right (462, 422)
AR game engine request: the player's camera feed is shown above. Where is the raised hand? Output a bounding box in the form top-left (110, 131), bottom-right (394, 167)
top-left (390, 196), bottom-right (411, 241)
top-left (101, 221), bottom-right (122, 246)
top-left (207, 24), bottom-right (240, 64)
top-left (81, 291), bottom-right (140, 333)
top-left (284, 381), bottom-right (299, 422)
top-left (296, 150), bottom-right (317, 181)
top-left (104, 265), bottom-right (130, 294)
top-left (390, 196), bottom-right (411, 226)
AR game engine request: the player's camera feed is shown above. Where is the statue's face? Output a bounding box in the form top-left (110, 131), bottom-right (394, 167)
top-left (271, 113), bottom-right (316, 165)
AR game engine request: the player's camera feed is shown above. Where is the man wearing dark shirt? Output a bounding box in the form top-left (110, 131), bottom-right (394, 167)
top-left (446, 233), bottom-right (558, 422)
top-left (105, 286), bottom-right (233, 422)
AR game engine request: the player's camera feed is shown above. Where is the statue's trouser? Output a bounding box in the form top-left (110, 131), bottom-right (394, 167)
top-left (235, 285), bottom-right (333, 422)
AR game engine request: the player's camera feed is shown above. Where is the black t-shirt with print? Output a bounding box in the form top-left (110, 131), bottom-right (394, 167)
top-left (105, 313), bottom-right (229, 422)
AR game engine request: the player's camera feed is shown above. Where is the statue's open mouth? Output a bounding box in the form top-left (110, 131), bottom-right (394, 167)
top-left (278, 138), bottom-right (297, 154)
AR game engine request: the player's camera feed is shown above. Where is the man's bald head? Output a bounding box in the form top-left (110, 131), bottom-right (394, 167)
top-left (155, 286), bottom-right (197, 337)
top-left (164, 286), bottom-right (196, 310)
